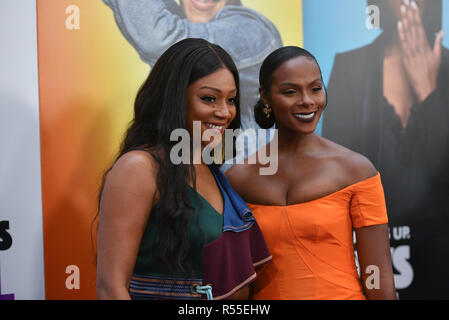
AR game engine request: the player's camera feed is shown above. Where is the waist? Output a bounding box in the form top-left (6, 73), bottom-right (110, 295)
top-left (252, 245), bottom-right (364, 300)
top-left (252, 262), bottom-right (365, 300)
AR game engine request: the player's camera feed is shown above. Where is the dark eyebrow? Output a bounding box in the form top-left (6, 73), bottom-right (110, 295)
top-left (279, 79), bottom-right (322, 87)
top-left (279, 82), bottom-right (299, 88)
top-left (199, 86), bottom-right (237, 93)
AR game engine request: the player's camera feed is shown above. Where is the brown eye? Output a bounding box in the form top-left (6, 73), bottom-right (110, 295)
top-left (312, 87), bottom-right (322, 92)
top-left (228, 97), bottom-right (237, 105)
top-left (200, 96), bottom-right (215, 103)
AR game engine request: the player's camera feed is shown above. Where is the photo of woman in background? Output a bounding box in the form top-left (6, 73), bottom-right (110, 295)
top-left (226, 46), bottom-right (396, 300)
top-left (322, 0), bottom-right (449, 298)
top-left (103, 0), bottom-right (283, 163)
top-left (95, 38), bottom-right (271, 300)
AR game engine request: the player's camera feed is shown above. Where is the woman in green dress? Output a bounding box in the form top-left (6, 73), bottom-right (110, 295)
top-left (95, 38), bottom-right (271, 300)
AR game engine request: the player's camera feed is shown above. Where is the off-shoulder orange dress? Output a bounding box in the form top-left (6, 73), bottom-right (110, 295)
top-left (248, 172), bottom-right (388, 300)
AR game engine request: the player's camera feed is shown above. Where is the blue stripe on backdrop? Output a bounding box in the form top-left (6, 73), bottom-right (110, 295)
top-left (444, 0), bottom-right (449, 48)
top-left (302, 0), bottom-right (449, 135)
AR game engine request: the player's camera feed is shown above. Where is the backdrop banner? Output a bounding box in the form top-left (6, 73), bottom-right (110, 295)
top-left (10, 0), bottom-right (445, 300)
top-left (36, 0), bottom-right (303, 299)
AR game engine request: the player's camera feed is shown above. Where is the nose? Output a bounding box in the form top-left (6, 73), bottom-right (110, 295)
top-left (298, 91), bottom-right (315, 108)
top-left (214, 100), bottom-right (233, 120)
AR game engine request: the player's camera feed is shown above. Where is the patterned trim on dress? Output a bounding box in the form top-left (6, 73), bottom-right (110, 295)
top-left (222, 220), bottom-right (254, 232)
top-left (253, 255), bottom-right (272, 268)
top-left (129, 274), bottom-right (203, 300)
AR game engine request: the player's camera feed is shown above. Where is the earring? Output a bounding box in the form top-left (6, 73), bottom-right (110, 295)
top-left (263, 104), bottom-right (272, 119)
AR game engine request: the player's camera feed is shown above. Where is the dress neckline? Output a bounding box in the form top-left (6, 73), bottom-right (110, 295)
top-left (186, 165), bottom-right (226, 217)
top-left (247, 172), bottom-right (380, 208)
top-left (186, 184), bottom-right (224, 218)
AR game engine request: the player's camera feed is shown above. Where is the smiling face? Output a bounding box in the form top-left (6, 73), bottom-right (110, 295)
top-left (181, 0), bottom-right (227, 23)
top-left (186, 67), bottom-right (237, 148)
top-left (261, 56), bottom-right (326, 135)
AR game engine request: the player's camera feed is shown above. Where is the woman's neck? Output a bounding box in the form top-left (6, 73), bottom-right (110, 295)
top-left (277, 128), bottom-right (319, 156)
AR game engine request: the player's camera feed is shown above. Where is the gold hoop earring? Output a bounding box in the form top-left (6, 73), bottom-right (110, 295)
top-left (263, 104), bottom-right (272, 119)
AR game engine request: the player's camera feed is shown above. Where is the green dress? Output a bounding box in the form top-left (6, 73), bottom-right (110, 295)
top-left (128, 149), bottom-right (272, 300)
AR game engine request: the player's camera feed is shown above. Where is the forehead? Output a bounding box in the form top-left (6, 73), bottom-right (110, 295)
top-left (189, 67), bottom-right (236, 91)
top-left (271, 56), bottom-right (321, 85)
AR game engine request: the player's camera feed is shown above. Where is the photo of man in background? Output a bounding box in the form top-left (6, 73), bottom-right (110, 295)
top-left (103, 0), bottom-right (284, 163)
top-left (322, 0), bottom-right (448, 299)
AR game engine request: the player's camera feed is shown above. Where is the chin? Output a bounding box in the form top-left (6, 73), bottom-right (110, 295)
top-left (298, 128), bottom-right (317, 135)
top-left (292, 121), bottom-right (319, 135)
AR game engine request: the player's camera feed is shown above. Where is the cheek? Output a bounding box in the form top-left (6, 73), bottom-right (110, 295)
top-left (317, 93), bottom-right (327, 109)
top-left (270, 96), bottom-right (294, 119)
top-left (229, 106), bottom-right (237, 121)
top-left (187, 99), bottom-right (206, 119)
top-left (186, 101), bottom-right (207, 129)
top-left (272, 95), bottom-right (293, 110)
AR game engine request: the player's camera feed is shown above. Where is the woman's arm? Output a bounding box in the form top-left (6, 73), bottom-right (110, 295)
top-left (96, 151), bottom-right (158, 299)
top-left (355, 224), bottom-right (397, 300)
top-left (102, 0), bottom-right (281, 67)
top-left (345, 154), bottom-right (396, 299)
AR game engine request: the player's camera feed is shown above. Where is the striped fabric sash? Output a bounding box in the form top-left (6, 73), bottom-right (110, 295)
top-left (129, 274), bottom-right (204, 300)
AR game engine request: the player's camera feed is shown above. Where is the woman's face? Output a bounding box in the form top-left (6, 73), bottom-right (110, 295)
top-left (262, 56), bottom-right (326, 136)
top-left (181, 0), bottom-right (227, 23)
top-left (388, 0), bottom-right (427, 20)
top-left (186, 67), bottom-right (237, 148)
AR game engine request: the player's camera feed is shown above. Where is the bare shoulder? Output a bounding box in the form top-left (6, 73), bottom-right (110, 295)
top-left (98, 149), bottom-right (161, 227)
top-left (105, 149), bottom-right (159, 195)
top-left (320, 137), bottom-right (378, 185)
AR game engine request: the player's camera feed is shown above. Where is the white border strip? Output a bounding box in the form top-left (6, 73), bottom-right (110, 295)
top-left (0, 0), bottom-right (45, 300)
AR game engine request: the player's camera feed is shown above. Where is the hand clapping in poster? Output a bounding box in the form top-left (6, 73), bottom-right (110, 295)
top-left (397, 0), bottom-right (444, 102)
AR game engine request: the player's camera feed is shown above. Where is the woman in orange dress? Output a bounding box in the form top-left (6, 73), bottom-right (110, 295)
top-left (226, 46), bottom-right (397, 300)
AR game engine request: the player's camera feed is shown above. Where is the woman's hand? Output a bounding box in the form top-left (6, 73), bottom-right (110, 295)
top-left (397, 0), bottom-right (444, 102)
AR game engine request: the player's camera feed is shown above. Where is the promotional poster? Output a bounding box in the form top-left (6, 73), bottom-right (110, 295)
top-left (304, 0), bottom-right (449, 299)
top-left (1, 0), bottom-right (302, 300)
top-left (1, 0), bottom-right (448, 301)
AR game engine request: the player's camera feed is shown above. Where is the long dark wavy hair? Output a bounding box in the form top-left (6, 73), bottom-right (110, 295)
top-left (254, 46), bottom-right (327, 129)
top-left (92, 38), bottom-right (240, 275)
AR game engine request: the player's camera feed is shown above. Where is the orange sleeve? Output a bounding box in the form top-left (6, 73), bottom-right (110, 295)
top-left (350, 173), bottom-right (389, 229)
